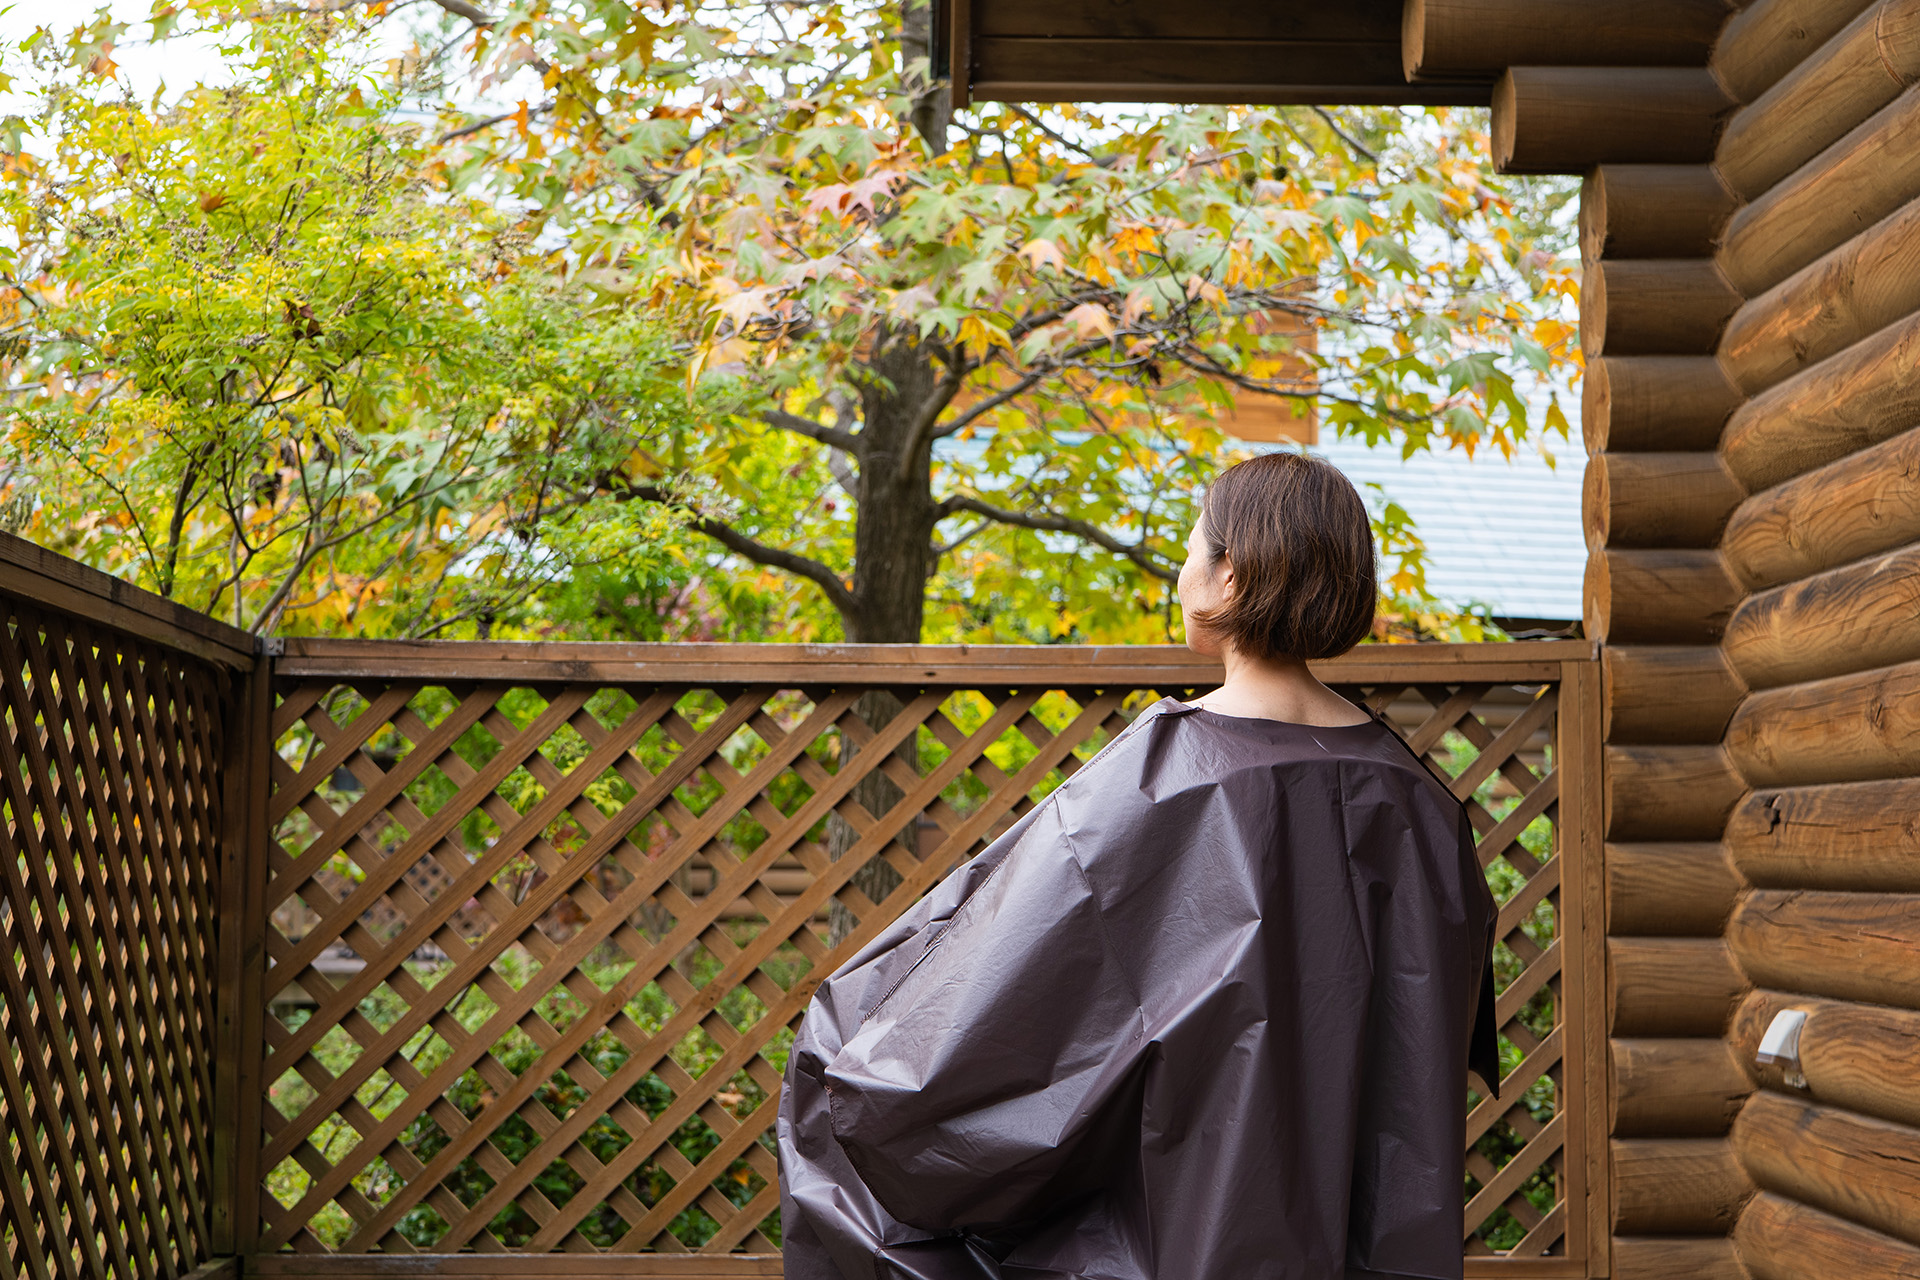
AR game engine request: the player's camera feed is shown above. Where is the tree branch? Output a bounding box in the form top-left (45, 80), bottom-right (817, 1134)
top-left (896, 354), bottom-right (965, 482)
top-left (621, 482), bottom-right (859, 615)
top-left (764, 408), bottom-right (860, 454)
top-left (939, 494), bottom-right (1180, 582)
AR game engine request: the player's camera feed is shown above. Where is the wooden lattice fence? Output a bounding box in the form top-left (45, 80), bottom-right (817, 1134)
top-left (0, 539), bottom-right (259, 1280)
top-left (248, 640), bottom-right (1605, 1277)
top-left (0, 537), bottom-right (1605, 1280)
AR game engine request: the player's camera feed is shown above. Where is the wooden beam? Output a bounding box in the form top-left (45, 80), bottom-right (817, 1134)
top-left (1724, 544), bottom-right (1920, 689)
top-left (1611, 1038), bottom-right (1751, 1137)
top-left (1734, 1091), bottom-right (1920, 1247)
top-left (1494, 68), bottom-right (1735, 174)
top-left (1716, 0), bottom-right (1920, 199)
top-left (1604, 744), bottom-right (1745, 842)
top-left (1583, 260), bottom-right (1743, 357)
top-left (1719, 306), bottom-right (1920, 492)
top-left (1606, 842), bottom-right (1744, 935)
top-left (1584, 549), bottom-right (1741, 644)
top-left (1611, 1235), bottom-right (1746, 1280)
top-left (1602, 645), bottom-right (1746, 744)
top-left (1719, 84), bottom-right (1920, 296)
top-left (1727, 659), bottom-right (1920, 787)
top-left (1718, 191), bottom-right (1920, 396)
top-left (1737, 1191), bottom-right (1920, 1280)
top-left (1584, 453), bottom-right (1745, 550)
top-left (247, 1259), bottom-right (785, 1277)
top-left (1730, 991), bottom-right (1920, 1130)
top-left (975, 0), bottom-right (1397, 39)
top-left (1726, 777), bottom-right (1920, 891)
top-left (1581, 166), bottom-right (1739, 262)
top-left (1583, 356), bottom-right (1740, 454)
top-left (1609, 936), bottom-right (1747, 1034)
top-left (1721, 426), bottom-right (1920, 590)
top-left (273, 638), bottom-right (1592, 686)
top-left (1404, 0), bottom-right (1730, 80)
top-left (1611, 1138), bottom-right (1752, 1233)
top-left (1730, 888), bottom-right (1920, 1009)
top-left (1711, 0), bottom-right (1880, 104)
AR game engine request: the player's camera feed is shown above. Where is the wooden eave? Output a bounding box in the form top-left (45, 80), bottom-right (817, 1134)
top-left (940, 0), bottom-right (1495, 108)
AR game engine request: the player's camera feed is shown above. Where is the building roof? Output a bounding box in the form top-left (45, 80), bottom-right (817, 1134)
top-left (1308, 434), bottom-right (1586, 624)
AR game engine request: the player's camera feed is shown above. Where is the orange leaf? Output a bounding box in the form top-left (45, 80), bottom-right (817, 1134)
top-left (197, 191), bottom-right (227, 213)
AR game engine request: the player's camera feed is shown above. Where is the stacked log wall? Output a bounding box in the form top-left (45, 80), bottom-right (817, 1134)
top-left (1480, 7), bottom-right (1756, 1276)
top-left (1702, 3), bottom-right (1920, 1277)
top-left (1413, 4), bottom-right (1920, 1275)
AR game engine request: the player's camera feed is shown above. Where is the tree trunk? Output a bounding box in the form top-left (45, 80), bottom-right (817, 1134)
top-left (825, 330), bottom-right (948, 945)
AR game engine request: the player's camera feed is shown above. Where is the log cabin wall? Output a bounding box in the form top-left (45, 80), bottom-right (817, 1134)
top-left (1705, 1), bottom-right (1920, 1276)
top-left (1427, 0), bottom-right (1920, 1273)
top-left (1411, 1), bottom-right (1920, 1276)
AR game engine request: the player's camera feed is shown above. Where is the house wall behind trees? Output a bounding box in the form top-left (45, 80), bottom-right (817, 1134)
top-left (1479, 0), bottom-right (1920, 1274)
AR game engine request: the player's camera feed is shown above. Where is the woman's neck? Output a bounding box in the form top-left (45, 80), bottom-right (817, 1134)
top-left (1189, 649), bottom-right (1372, 727)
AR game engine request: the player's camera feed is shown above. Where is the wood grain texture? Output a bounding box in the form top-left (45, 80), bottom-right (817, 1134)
top-left (1731, 990), bottom-right (1920, 1128)
top-left (1493, 68), bottom-right (1736, 174)
top-left (1605, 842), bottom-right (1745, 936)
top-left (1583, 260), bottom-right (1744, 357)
top-left (1612, 1234), bottom-right (1746, 1280)
top-left (1727, 660), bottom-right (1920, 786)
top-left (1602, 645), bottom-right (1746, 744)
top-left (1720, 84), bottom-right (1920, 295)
top-left (1728, 889), bottom-right (1920, 1008)
top-left (1581, 166), bottom-right (1739, 262)
top-left (1720, 306), bottom-right (1920, 491)
top-left (1716, 0), bottom-right (1920, 198)
top-left (1610, 1138), bottom-right (1751, 1233)
top-left (1609, 937), bottom-right (1747, 1035)
top-left (1711, 0), bottom-right (1880, 103)
top-left (1736, 1191), bottom-right (1920, 1280)
top-left (1722, 424), bottom-right (1920, 589)
top-left (1719, 191), bottom-right (1920, 396)
top-left (1584, 549), bottom-right (1742, 644)
top-left (1583, 356), bottom-right (1740, 454)
top-left (1725, 544), bottom-right (1920, 688)
top-left (1726, 777), bottom-right (1920, 891)
top-left (1610, 1037), bottom-right (1751, 1137)
top-left (1733, 1091), bottom-right (1920, 1247)
top-left (1603, 744), bottom-right (1745, 842)
top-left (1405, 0), bottom-right (1730, 78)
top-left (1584, 452), bottom-right (1745, 549)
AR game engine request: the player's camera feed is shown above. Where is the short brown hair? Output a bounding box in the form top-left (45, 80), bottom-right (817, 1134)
top-left (1190, 452), bottom-right (1376, 661)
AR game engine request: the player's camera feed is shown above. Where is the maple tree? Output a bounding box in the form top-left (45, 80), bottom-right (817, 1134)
top-left (389, 0), bottom-right (1579, 645)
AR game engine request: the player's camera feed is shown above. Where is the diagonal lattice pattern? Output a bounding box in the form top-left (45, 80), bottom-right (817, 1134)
top-left (0, 597), bottom-right (227, 1280)
top-left (259, 674), bottom-right (1575, 1262)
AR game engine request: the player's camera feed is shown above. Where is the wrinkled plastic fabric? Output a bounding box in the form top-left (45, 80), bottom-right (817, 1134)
top-left (778, 697), bottom-right (1500, 1280)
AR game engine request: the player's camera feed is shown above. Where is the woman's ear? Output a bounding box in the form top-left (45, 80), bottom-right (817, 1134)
top-left (1218, 555), bottom-right (1235, 600)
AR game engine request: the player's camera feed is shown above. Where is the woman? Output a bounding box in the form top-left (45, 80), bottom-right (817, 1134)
top-left (778, 453), bottom-right (1499, 1280)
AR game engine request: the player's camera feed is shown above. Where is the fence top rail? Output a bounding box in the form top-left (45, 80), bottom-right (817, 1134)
top-left (275, 637), bottom-right (1595, 685)
top-left (0, 531), bottom-right (257, 669)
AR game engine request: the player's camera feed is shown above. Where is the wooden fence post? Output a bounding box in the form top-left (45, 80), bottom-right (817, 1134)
top-left (212, 652), bottom-right (273, 1260)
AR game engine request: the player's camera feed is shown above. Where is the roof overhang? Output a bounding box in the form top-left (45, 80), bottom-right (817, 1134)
top-left (938, 0), bottom-right (1495, 109)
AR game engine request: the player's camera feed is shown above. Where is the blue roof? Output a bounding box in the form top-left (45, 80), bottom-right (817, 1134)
top-left (1307, 434), bottom-right (1587, 622)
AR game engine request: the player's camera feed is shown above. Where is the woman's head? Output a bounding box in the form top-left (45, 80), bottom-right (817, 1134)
top-left (1178, 452), bottom-right (1376, 662)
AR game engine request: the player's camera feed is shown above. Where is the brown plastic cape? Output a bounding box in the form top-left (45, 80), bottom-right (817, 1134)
top-left (778, 696), bottom-right (1500, 1280)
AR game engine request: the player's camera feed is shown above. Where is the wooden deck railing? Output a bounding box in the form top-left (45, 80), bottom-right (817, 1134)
top-left (1, 535), bottom-right (1606, 1280)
